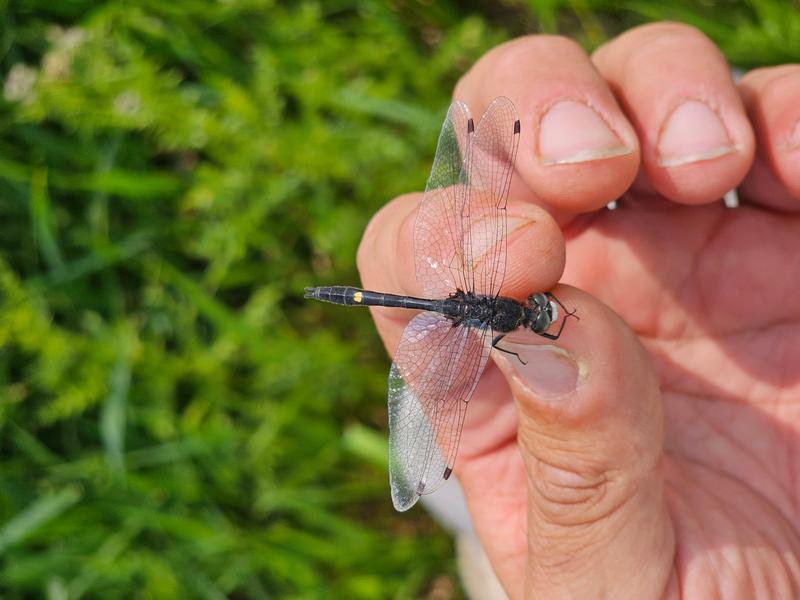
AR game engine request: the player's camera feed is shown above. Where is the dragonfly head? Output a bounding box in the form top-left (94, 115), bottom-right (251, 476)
top-left (525, 292), bottom-right (557, 334)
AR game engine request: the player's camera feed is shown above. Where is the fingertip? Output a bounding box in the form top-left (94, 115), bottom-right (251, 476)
top-left (500, 201), bottom-right (566, 298)
top-left (496, 285), bottom-right (660, 441)
top-left (454, 35), bottom-right (641, 214)
top-left (645, 96), bottom-right (755, 205)
top-left (517, 149), bottom-right (639, 213)
top-left (739, 65), bottom-right (800, 209)
top-left (593, 22), bottom-right (755, 205)
top-left (647, 145), bottom-right (754, 205)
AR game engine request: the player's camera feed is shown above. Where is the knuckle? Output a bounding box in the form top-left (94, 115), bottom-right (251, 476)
top-left (632, 21), bottom-right (716, 54)
top-left (457, 34), bottom-right (587, 95)
top-left (742, 64), bottom-right (800, 104)
top-left (597, 22), bottom-right (724, 82)
top-left (528, 455), bottom-right (630, 528)
top-left (491, 35), bottom-right (584, 71)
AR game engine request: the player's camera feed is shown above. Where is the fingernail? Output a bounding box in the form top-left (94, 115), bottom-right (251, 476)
top-left (538, 100), bottom-right (631, 165)
top-left (501, 343), bottom-right (579, 397)
top-left (657, 100), bottom-right (736, 167)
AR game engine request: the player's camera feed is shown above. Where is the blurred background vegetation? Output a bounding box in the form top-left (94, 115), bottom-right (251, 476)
top-left (0, 0), bottom-right (798, 597)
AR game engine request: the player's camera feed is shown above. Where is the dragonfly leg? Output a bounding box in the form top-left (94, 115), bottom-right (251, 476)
top-left (492, 333), bottom-right (527, 365)
top-left (538, 293), bottom-right (579, 340)
top-left (537, 323), bottom-right (566, 340)
top-left (547, 292), bottom-right (579, 321)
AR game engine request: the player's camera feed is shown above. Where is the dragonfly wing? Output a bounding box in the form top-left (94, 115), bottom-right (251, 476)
top-left (414, 101), bottom-right (473, 297)
top-left (414, 97), bottom-right (520, 299)
top-left (388, 312), bottom-right (491, 511)
top-left (460, 96), bottom-right (520, 297)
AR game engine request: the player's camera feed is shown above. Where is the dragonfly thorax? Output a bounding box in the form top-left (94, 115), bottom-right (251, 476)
top-left (488, 295), bottom-right (526, 332)
top-left (442, 291), bottom-right (526, 333)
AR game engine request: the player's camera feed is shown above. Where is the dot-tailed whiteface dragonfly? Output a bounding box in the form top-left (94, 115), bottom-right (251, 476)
top-left (306, 97), bottom-right (576, 511)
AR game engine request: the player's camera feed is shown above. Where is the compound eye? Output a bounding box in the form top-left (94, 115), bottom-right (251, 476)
top-left (532, 310), bottom-right (552, 333)
top-left (530, 293), bottom-right (548, 309)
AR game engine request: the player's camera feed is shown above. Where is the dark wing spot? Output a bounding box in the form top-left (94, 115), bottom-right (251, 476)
top-left (467, 118), bottom-right (475, 133)
top-left (443, 467), bottom-right (453, 480)
top-left (514, 120), bottom-right (521, 134)
top-left (416, 481), bottom-right (426, 495)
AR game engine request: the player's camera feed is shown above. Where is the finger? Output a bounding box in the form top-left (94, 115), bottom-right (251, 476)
top-left (475, 285), bottom-right (674, 598)
top-left (357, 192), bottom-right (566, 345)
top-left (453, 35), bottom-right (640, 215)
top-left (593, 22), bottom-right (755, 204)
top-left (738, 65), bottom-right (800, 211)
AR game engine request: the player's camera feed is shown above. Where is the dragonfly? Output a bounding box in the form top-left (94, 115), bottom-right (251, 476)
top-left (305, 97), bottom-right (576, 511)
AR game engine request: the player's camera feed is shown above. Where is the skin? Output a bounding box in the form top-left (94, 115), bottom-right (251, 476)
top-left (357, 22), bottom-right (800, 599)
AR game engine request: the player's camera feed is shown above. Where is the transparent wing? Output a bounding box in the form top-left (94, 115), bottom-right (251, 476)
top-left (414, 97), bottom-right (520, 298)
top-left (413, 101), bottom-right (473, 297)
top-left (461, 97), bottom-right (520, 297)
top-left (388, 312), bottom-right (491, 512)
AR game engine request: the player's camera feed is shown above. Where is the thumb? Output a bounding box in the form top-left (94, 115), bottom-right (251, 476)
top-left (494, 285), bottom-right (675, 599)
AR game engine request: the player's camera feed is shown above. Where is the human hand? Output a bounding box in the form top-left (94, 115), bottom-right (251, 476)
top-left (357, 23), bottom-right (800, 599)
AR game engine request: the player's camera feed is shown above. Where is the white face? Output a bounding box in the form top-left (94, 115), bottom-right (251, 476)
top-left (548, 299), bottom-right (558, 324)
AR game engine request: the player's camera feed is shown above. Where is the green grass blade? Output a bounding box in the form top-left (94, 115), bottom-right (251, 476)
top-left (0, 487), bottom-right (83, 555)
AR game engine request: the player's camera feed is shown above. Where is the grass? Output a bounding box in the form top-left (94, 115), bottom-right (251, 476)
top-left (0, 1), bottom-right (798, 597)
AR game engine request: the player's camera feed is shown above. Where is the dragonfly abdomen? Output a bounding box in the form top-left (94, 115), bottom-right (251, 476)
top-left (305, 286), bottom-right (440, 311)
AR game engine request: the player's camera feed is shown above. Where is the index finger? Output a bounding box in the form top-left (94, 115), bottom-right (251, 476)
top-left (454, 35), bottom-right (640, 214)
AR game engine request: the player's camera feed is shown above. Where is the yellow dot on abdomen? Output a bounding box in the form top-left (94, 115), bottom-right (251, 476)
top-left (353, 291), bottom-right (363, 303)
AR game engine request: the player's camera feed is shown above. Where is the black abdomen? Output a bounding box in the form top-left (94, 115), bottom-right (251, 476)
top-left (304, 286), bottom-right (363, 305)
top-left (305, 286), bottom-right (439, 311)
top-left (305, 287), bottom-right (525, 332)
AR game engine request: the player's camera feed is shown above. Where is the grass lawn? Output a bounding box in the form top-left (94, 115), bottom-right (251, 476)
top-left (0, 1), bottom-right (797, 597)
